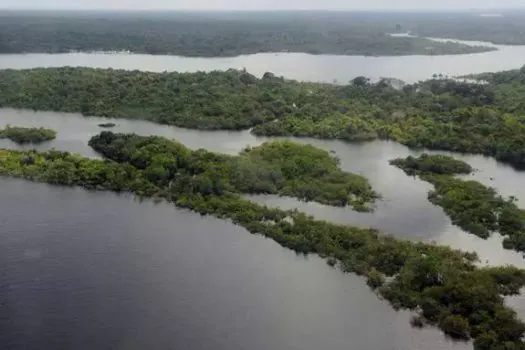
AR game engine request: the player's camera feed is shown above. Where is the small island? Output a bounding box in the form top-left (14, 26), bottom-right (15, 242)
top-left (98, 122), bottom-right (116, 128)
top-left (88, 132), bottom-right (379, 210)
top-left (391, 154), bottom-right (525, 252)
top-left (0, 126), bottom-right (57, 144)
top-left (389, 154), bottom-right (473, 176)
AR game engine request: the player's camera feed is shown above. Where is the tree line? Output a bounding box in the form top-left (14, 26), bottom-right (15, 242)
top-left (2, 66), bottom-right (525, 169)
top-left (88, 132), bottom-right (377, 210)
top-left (0, 132), bottom-right (524, 348)
top-left (0, 68), bottom-right (301, 130)
top-left (391, 154), bottom-right (525, 253)
top-left (0, 126), bottom-right (56, 144)
top-left (0, 12), bottom-right (493, 56)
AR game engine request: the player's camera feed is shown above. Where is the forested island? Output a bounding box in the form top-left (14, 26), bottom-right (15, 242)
top-left (390, 154), bottom-right (473, 176)
top-left (0, 11), bottom-right (494, 56)
top-left (0, 126), bottom-right (57, 144)
top-left (98, 122), bottom-right (116, 128)
top-left (391, 154), bottom-right (525, 253)
top-left (0, 132), bottom-right (524, 348)
top-left (88, 132), bottom-right (378, 210)
top-left (2, 67), bottom-right (525, 169)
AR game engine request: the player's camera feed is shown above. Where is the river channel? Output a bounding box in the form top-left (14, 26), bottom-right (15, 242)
top-left (0, 37), bottom-right (524, 83)
top-left (2, 41), bottom-right (525, 349)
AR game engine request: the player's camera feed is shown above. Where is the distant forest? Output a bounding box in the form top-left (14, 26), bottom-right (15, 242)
top-left (0, 11), bottom-right (499, 57)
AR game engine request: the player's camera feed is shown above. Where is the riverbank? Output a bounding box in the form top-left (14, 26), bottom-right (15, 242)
top-left (0, 125), bottom-right (56, 144)
top-left (1, 133), bottom-right (525, 348)
top-left (391, 154), bottom-right (525, 253)
top-left (4, 107), bottom-right (525, 267)
top-left (2, 67), bottom-right (525, 170)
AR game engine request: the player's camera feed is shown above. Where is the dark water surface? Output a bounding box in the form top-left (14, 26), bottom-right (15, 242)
top-left (1, 106), bottom-right (525, 349)
top-left (3, 39), bottom-right (525, 349)
top-left (2, 108), bottom-right (525, 266)
top-left (0, 178), bottom-right (466, 350)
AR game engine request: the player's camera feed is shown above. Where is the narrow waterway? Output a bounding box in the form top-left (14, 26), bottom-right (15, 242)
top-left (2, 108), bottom-right (524, 268)
top-left (2, 35), bottom-right (525, 347)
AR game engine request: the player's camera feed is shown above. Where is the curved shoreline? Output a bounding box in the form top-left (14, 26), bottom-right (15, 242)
top-left (2, 133), bottom-right (525, 348)
top-left (1, 36), bottom-right (524, 84)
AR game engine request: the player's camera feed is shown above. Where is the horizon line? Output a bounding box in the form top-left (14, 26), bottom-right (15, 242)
top-left (0, 8), bottom-right (522, 12)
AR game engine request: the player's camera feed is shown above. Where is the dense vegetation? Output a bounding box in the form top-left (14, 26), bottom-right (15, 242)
top-left (392, 154), bottom-right (525, 253)
top-left (0, 11), bottom-right (494, 56)
top-left (0, 134), bottom-right (525, 348)
top-left (4, 66), bottom-right (525, 169)
top-left (0, 68), bottom-right (302, 130)
top-left (0, 125), bottom-right (56, 144)
top-left (390, 154), bottom-right (473, 176)
top-left (88, 132), bottom-right (378, 210)
top-left (252, 71), bottom-right (525, 170)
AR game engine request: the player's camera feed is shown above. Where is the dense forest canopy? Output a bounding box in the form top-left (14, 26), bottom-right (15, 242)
top-left (0, 11), bottom-right (495, 56)
top-left (0, 126), bottom-right (57, 144)
top-left (391, 154), bottom-right (525, 253)
top-left (88, 132), bottom-right (378, 210)
top-left (3, 66), bottom-right (525, 169)
top-left (0, 68), bottom-right (302, 130)
top-left (4, 10), bottom-right (525, 350)
top-left (0, 134), bottom-right (525, 348)
top-left (390, 154), bottom-right (473, 176)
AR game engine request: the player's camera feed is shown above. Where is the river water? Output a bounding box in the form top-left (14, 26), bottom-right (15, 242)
top-left (0, 37), bottom-right (524, 83)
top-left (2, 42), bottom-right (525, 349)
top-left (3, 108), bottom-right (525, 350)
top-left (0, 177), bottom-right (467, 350)
top-left (1, 108), bottom-right (524, 267)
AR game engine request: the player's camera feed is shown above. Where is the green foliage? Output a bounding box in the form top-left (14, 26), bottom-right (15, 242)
top-left (4, 66), bottom-right (525, 169)
top-left (88, 132), bottom-right (378, 210)
top-left (440, 314), bottom-right (471, 340)
top-left (254, 79), bottom-right (525, 170)
top-left (0, 148), bottom-right (157, 195)
top-left (0, 12), bottom-right (494, 56)
top-left (390, 154), bottom-right (473, 176)
top-left (0, 67), bottom-right (300, 130)
top-left (391, 154), bottom-right (525, 252)
top-left (0, 136), bottom-right (524, 348)
top-left (0, 125), bottom-right (56, 144)
top-left (366, 268), bottom-right (384, 289)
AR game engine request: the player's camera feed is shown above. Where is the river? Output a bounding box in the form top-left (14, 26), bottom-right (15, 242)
top-left (3, 108), bottom-right (525, 349)
top-left (0, 177), bottom-right (468, 350)
top-left (2, 108), bottom-right (524, 267)
top-left (0, 37), bottom-right (524, 83)
top-left (2, 42), bottom-right (525, 349)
